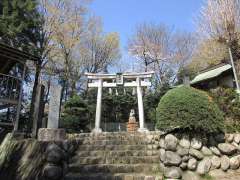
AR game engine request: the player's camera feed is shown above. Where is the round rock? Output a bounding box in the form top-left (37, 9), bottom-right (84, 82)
top-left (191, 138), bottom-right (202, 150)
top-left (234, 134), bottom-right (240, 144)
top-left (179, 136), bottom-right (190, 149)
top-left (160, 149), bottom-right (166, 162)
top-left (164, 166), bottom-right (182, 179)
top-left (189, 148), bottom-right (204, 160)
top-left (210, 146), bottom-right (221, 156)
top-left (177, 146), bottom-right (189, 157)
top-left (187, 158), bottom-right (197, 170)
top-left (164, 151), bottom-right (182, 166)
top-left (159, 138), bottom-right (166, 149)
top-left (201, 146), bottom-right (212, 156)
top-left (46, 144), bottom-right (65, 164)
top-left (165, 134), bottom-right (178, 151)
top-left (225, 134), bottom-right (234, 143)
top-left (43, 164), bottom-right (63, 180)
top-left (218, 143), bottom-right (237, 155)
top-left (180, 162), bottom-right (188, 170)
top-left (221, 155), bottom-right (230, 171)
top-left (196, 157), bottom-right (211, 175)
top-left (182, 155), bottom-right (190, 162)
top-left (211, 156), bottom-right (221, 170)
top-left (230, 156), bottom-right (240, 170)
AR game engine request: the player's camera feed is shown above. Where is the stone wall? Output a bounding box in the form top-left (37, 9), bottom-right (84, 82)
top-left (157, 133), bottom-right (240, 180)
top-left (2, 132), bottom-right (240, 180)
top-left (41, 140), bottom-right (77, 180)
top-left (44, 132), bottom-right (240, 180)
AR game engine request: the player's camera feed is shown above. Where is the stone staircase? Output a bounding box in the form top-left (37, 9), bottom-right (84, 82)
top-left (65, 132), bottom-right (163, 180)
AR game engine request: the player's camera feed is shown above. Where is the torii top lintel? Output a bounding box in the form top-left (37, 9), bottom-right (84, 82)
top-left (85, 71), bottom-right (154, 79)
top-left (85, 71), bottom-right (154, 88)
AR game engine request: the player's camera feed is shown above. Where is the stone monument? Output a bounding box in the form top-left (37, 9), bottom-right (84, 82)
top-left (38, 84), bottom-right (66, 141)
top-left (127, 109), bottom-right (139, 132)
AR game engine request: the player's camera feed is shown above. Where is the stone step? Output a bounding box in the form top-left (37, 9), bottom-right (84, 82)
top-left (68, 132), bottom-right (160, 142)
top-left (76, 145), bottom-right (159, 151)
top-left (64, 173), bottom-right (163, 180)
top-left (77, 139), bottom-right (150, 146)
top-left (68, 164), bottom-right (162, 174)
top-left (76, 150), bottom-right (160, 157)
top-left (70, 156), bottom-right (160, 164)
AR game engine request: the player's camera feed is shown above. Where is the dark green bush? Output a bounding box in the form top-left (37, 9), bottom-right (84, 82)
top-left (209, 87), bottom-right (240, 132)
top-left (156, 86), bottom-right (224, 134)
top-left (60, 95), bottom-right (90, 133)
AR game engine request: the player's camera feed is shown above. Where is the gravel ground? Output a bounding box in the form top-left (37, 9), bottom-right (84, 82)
top-left (183, 169), bottom-right (240, 180)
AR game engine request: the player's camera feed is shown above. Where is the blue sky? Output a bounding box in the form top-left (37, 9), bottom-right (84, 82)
top-left (90, 0), bottom-right (204, 71)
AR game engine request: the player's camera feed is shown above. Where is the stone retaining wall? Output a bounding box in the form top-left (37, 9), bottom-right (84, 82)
top-left (40, 131), bottom-right (240, 180)
top-left (156, 133), bottom-right (240, 180)
top-left (41, 141), bottom-right (76, 180)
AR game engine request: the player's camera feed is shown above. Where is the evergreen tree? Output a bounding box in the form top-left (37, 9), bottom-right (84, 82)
top-left (0, 0), bottom-right (41, 52)
top-left (60, 95), bottom-right (90, 133)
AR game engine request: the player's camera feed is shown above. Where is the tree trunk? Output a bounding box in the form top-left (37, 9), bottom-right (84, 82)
top-left (29, 61), bottom-right (41, 133)
top-left (70, 81), bottom-right (76, 97)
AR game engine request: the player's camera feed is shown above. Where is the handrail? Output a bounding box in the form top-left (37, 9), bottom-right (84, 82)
top-left (0, 73), bottom-right (22, 105)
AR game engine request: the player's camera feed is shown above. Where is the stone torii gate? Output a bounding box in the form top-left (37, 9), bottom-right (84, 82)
top-left (85, 71), bottom-right (154, 133)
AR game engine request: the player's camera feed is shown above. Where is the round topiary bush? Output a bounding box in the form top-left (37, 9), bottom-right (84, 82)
top-left (156, 86), bottom-right (224, 134)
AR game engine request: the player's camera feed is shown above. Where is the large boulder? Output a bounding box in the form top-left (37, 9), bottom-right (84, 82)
top-left (189, 148), bottom-right (204, 160)
top-left (164, 166), bottom-right (182, 179)
top-left (221, 155), bottom-right (230, 171)
top-left (164, 151), bottom-right (182, 166)
top-left (165, 134), bottom-right (178, 151)
top-left (211, 156), bottom-right (221, 170)
top-left (218, 143), bottom-right (237, 155)
top-left (191, 138), bottom-right (202, 150)
top-left (196, 157), bottom-right (211, 175)
top-left (187, 158), bottom-right (197, 170)
top-left (230, 156), bottom-right (240, 170)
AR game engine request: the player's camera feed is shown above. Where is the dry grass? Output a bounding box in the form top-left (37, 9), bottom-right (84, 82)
top-left (0, 133), bottom-right (47, 180)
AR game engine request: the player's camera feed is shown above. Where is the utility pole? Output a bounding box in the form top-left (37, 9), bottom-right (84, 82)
top-left (228, 47), bottom-right (240, 92)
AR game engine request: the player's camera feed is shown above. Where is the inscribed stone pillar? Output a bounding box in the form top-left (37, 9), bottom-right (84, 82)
top-left (47, 85), bottom-right (62, 128)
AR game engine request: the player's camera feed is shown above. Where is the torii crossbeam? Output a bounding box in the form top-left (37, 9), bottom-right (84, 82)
top-left (85, 71), bottom-right (154, 133)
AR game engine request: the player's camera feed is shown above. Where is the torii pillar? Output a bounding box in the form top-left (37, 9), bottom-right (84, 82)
top-left (136, 77), bottom-right (148, 132)
top-left (92, 79), bottom-right (103, 133)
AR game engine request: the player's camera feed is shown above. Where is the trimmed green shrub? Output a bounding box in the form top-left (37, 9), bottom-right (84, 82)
top-left (209, 87), bottom-right (240, 132)
top-left (156, 86), bottom-right (224, 134)
top-left (60, 95), bottom-right (90, 133)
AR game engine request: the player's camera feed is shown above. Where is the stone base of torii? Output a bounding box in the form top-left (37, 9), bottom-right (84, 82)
top-left (86, 71), bottom-right (154, 133)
